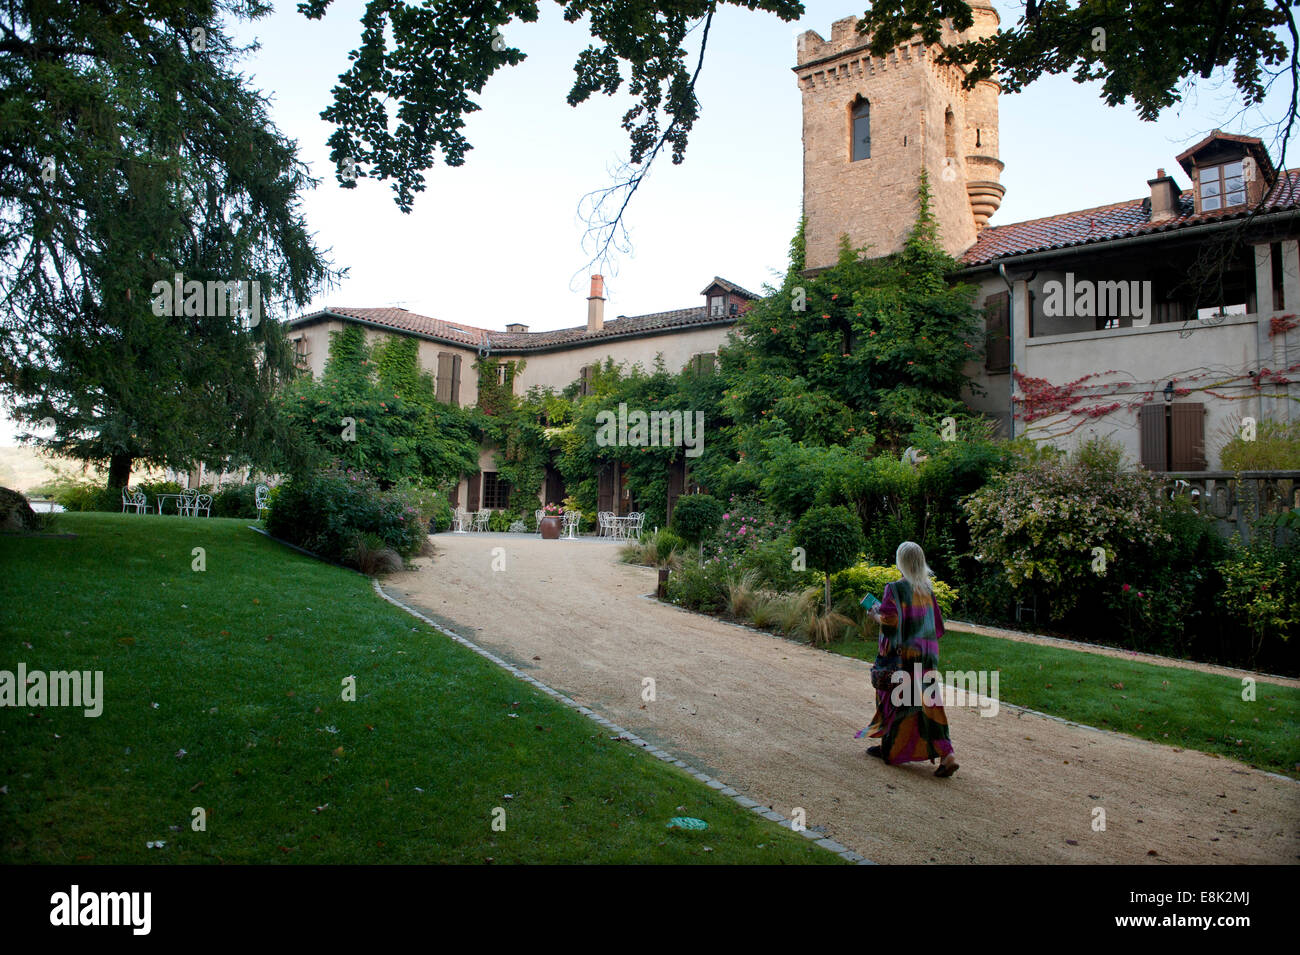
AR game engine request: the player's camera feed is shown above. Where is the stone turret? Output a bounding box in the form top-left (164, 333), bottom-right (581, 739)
top-left (794, 2), bottom-right (1004, 268)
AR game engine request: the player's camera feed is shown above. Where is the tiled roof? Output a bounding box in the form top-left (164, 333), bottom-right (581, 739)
top-left (291, 303), bottom-right (737, 353)
top-left (701, 276), bottom-right (760, 299)
top-left (959, 169), bottom-right (1300, 268)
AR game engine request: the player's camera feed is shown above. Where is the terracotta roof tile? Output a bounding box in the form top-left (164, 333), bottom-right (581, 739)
top-left (291, 304), bottom-right (735, 353)
top-left (959, 169), bottom-right (1300, 267)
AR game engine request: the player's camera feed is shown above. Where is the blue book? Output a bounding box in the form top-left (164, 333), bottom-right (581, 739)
top-left (860, 592), bottom-right (881, 611)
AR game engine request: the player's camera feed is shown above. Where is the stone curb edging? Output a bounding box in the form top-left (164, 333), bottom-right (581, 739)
top-left (369, 579), bottom-right (875, 865)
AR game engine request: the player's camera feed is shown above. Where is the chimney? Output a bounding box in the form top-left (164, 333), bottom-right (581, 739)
top-left (1148, 168), bottom-right (1180, 222)
top-left (587, 275), bottom-right (605, 333)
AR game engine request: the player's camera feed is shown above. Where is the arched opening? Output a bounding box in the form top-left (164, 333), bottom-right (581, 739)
top-left (850, 96), bottom-right (870, 161)
top-left (944, 107), bottom-right (956, 159)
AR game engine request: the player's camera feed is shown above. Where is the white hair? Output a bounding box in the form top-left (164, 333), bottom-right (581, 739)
top-left (896, 541), bottom-right (932, 595)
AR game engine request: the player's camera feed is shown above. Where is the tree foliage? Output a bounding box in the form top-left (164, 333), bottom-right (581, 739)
top-left (858, 0), bottom-right (1297, 124)
top-left (0, 0), bottom-right (338, 487)
top-left (278, 326), bottom-right (480, 487)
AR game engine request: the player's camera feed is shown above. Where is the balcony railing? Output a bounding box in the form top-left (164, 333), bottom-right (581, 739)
top-left (1162, 471), bottom-right (1300, 543)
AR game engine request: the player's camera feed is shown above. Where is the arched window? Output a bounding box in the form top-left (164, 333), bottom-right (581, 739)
top-left (850, 97), bottom-right (870, 161)
top-left (944, 108), bottom-right (956, 159)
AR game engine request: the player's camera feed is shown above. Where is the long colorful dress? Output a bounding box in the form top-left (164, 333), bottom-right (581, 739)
top-left (855, 579), bottom-right (954, 764)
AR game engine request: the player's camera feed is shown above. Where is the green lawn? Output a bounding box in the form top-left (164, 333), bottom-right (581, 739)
top-left (830, 629), bottom-right (1300, 778)
top-left (0, 513), bottom-right (840, 864)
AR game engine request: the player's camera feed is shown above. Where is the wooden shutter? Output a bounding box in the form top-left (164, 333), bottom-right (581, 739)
top-left (1138, 404), bottom-right (1167, 471)
top-left (466, 470), bottom-right (480, 511)
top-left (597, 463), bottom-right (614, 513)
top-left (579, 365), bottom-right (593, 397)
top-left (450, 354), bottom-right (462, 407)
top-left (984, 292), bottom-right (1010, 373)
top-left (666, 458), bottom-right (685, 523)
top-left (1170, 403), bottom-right (1206, 471)
top-left (436, 352), bottom-right (452, 404)
top-left (449, 483), bottom-right (459, 507)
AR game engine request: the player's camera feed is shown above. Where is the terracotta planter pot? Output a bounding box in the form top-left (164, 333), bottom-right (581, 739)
top-left (540, 515), bottom-right (562, 539)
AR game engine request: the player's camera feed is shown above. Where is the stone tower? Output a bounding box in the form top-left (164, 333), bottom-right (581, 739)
top-left (794, 2), bottom-right (1004, 269)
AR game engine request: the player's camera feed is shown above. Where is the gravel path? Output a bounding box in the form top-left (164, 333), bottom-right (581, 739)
top-left (388, 533), bottom-right (1300, 864)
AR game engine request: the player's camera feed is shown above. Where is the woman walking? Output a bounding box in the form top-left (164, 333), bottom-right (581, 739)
top-left (856, 541), bottom-right (960, 778)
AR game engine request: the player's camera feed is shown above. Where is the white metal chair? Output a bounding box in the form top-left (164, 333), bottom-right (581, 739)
top-left (625, 511), bottom-right (645, 542)
top-left (597, 511), bottom-right (613, 538)
top-left (178, 489), bottom-right (198, 516)
top-left (121, 488), bottom-right (150, 514)
top-left (473, 508), bottom-right (490, 532)
top-left (452, 508), bottom-right (470, 533)
top-left (562, 509), bottom-right (581, 539)
top-left (255, 483), bottom-right (270, 519)
top-left (535, 509), bottom-right (545, 535)
top-left (192, 493), bottom-right (212, 517)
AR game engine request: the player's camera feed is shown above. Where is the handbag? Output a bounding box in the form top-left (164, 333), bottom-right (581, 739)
top-left (870, 656), bottom-right (900, 691)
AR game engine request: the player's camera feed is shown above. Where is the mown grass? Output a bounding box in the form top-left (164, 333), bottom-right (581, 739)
top-left (830, 629), bottom-right (1300, 778)
top-left (0, 513), bottom-right (840, 864)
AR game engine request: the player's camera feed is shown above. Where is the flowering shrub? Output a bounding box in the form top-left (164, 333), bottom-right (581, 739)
top-left (1217, 540), bottom-right (1298, 665)
top-left (711, 495), bottom-right (792, 562)
top-left (266, 468), bottom-right (427, 571)
top-left (830, 563), bottom-right (958, 617)
top-left (962, 452), bottom-right (1172, 619)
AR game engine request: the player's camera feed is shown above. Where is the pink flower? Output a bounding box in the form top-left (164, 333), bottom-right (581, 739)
top-left (1122, 584), bottom-right (1131, 592)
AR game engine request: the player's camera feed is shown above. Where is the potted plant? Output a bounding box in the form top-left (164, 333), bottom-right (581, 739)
top-left (539, 502), bottom-right (564, 540)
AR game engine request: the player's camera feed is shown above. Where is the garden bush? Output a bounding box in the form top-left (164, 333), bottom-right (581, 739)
top-left (962, 446), bottom-right (1172, 621)
top-left (793, 504), bottom-right (864, 611)
top-left (663, 557), bottom-right (730, 613)
top-left (212, 483), bottom-right (259, 518)
top-left (265, 468), bottom-right (427, 571)
top-left (670, 494), bottom-right (724, 551)
top-left (830, 563), bottom-right (958, 618)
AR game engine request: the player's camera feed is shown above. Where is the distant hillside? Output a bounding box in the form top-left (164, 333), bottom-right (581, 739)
top-left (0, 446), bottom-right (166, 493)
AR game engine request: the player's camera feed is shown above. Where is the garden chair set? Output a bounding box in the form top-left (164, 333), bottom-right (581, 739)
top-left (596, 510), bottom-right (644, 541)
top-left (452, 508), bottom-right (492, 533)
top-left (121, 487), bottom-right (211, 516)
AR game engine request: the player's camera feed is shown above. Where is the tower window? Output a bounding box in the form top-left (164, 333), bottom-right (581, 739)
top-left (850, 97), bottom-right (870, 161)
top-left (944, 108), bottom-right (956, 159)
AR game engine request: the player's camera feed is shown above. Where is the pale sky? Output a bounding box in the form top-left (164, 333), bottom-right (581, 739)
top-left (3, 1), bottom-right (1295, 444)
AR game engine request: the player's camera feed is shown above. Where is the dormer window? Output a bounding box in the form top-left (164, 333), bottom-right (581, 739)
top-left (1199, 160), bottom-right (1246, 211)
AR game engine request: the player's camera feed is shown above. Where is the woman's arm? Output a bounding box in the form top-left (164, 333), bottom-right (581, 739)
top-left (933, 590), bottom-right (945, 640)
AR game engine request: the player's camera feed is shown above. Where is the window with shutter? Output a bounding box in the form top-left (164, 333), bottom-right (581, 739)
top-left (482, 472), bottom-right (511, 509)
top-left (466, 470), bottom-right (481, 511)
top-left (436, 353), bottom-right (452, 404)
top-left (579, 365), bottom-right (593, 397)
top-left (984, 292), bottom-right (1010, 373)
top-left (597, 463), bottom-right (614, 513)
top-left (1138, 404), bottom-right (1167, 471)
top-left (450, 354), bottom-right (462, 407)
top-left (1170, 403), bottom-right (1206, 471)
